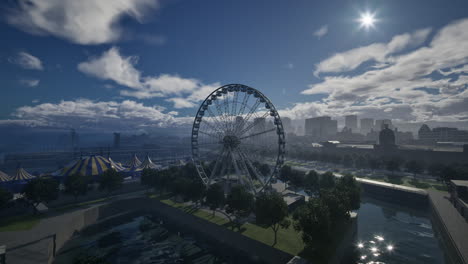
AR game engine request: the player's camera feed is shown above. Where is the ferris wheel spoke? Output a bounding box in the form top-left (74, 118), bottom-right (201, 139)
top-left (237, 148), bottom-right (266, 186)
top-left (205, 107), bottom-right (227, 134)
top-left (239, 127), bottom-right (276, 140)
top-left (209, 148), bottom-right (226, 179)
top-left (237, 92), bottom-right (251, 117)
top-left (214, 97), bottom-right (231, 131)
top-left (238, 109), bottom-right (271, 136)
top-left (231, 91), bottom-right (239, 121)
top-left (222, 93), bottom-right (232, 131)
top-left (234, 149), bottom-right (257, 194)
top-left (198, 130), bottom-right (223, 139)
top-left (235, 98), bottom-right (261, 135)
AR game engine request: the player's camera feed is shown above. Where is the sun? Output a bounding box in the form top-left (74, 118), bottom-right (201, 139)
top-left (359, 12), bottom-right (376, 29)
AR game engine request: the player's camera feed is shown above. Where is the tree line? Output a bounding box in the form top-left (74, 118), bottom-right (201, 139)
top-left (287, 150), bottom-right (468, 181)
top-left (0, 169), bottom-right (125, 213)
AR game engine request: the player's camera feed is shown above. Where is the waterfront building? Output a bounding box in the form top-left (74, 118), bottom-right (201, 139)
top-left (345, 115), bottom-right (358, 132)
top-left (305, 116), bottom-right (337, 141)
top-left (418, 124), bottom-right (468, 144)
top-left (449, 180), bottom-right (468, 221)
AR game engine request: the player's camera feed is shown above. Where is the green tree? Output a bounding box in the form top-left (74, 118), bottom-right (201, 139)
top-left (369, 158), bottom-right (381, 171)
top-left (0, 187), bottom-right (13, 209)
top-left (441, 166), bottom-right (458, 183)
top-left (428, 163), bottom-right (445, 179)
top-left (255, 191), bottom-right (291, 246)
top-left (24, 177), bottom-right (59, 213)
top-left (336, 174), bottom-right (361, 211)
top-left (341, 154), bottom-right (354, 167)
top-left (140, 168), bottom-right (157, 192)
top-left (304, 170), bottom-right (320, 194)
top-left (98, 169), bottom-right (123, 196)
top-left (405, 160), bottom-right (425, 178)
top-left (171, 177), bottom-right (191, 201)
top-left (289, 169), bottom-right (305, 192)
top-left (259, 164), bottom-right (271, 176)
top-left (279, 165), bottom-right (292, 188)
top-left (355, 155), bottom-right (368, 169)
top-left (226, 185), bottom-right (254, 230)
top-left (319, 171), bottom-right (335, 190)
top-left (186, 178), bottom-right (205, 205)
top-left (386, 157), bottom-right (402, 176)
top-left (64, 174), bottom-right (90, 200)
top-left (293, 198), bottom-right (331, 250)
top-left (205, 183), bottom-right (225, 216)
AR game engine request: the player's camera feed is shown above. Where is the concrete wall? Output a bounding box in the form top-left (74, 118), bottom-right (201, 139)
top-left (359, 180), bottom-right (428, 207)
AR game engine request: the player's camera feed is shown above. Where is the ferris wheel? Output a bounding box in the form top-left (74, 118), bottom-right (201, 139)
top-left (191, 84), bottom-right (285, 194)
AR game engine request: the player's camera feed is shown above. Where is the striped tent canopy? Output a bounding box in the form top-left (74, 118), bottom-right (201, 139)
top-left (139, 155), bottom-right (160, 170)
top-left (11, 167), bottom-right (35, 181)
top-left (57, 155), bottom-right (113, 177)
top-left (127, 154), bottom-right (142, 168)
top-left (0, 170), bottom-right (11, 182)
top-left (109, 157), bottom-right (126, 172)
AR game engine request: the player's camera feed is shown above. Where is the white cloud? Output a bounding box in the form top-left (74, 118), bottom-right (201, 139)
top-left (313, 25), bottom-right (328, 39)
top-left (5, 0), bottom-right (159, 45)
top-left (9, 52), bottom-right (43, 70)
top-left (20, 78), bottom-right (40, 87)
top-left (290, 19), bottom-right (468, 123)
top-left (78, 47), bottom-right (220, 108)
top-left (78, 47), bottom-right (142, 89)
top-left (13, 99), bottom-right (190, 129)
top-left (314, 28), bottom-right (431, 76)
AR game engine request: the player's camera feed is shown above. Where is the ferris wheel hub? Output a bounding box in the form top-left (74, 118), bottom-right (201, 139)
top-left (223, 135), bottom-right (240, 149)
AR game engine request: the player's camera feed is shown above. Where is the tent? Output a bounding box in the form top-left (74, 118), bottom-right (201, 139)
top-left (123, 154), bottom-right (144, 177)
top-left (139, 155), bottom-right (161, 170)
top-left (108, 157), bottom-right (126, 172)
top-left (7, 167), bottom-right (36, 193)
top-left (127, 154), bottom-right (142, 167)
top-left (11, 167), bottom-right (35, 181)
top-left (54, 155), bottom-right (114, 178)
top-left (0, 170), bottom-right (11, 183)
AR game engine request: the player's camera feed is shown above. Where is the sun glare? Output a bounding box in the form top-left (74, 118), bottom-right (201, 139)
top-left (359, 12), bottom-right (376, 29)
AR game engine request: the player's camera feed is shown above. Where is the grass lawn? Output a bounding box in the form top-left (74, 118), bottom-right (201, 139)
top-left (158, 197), bottom-right (305, 256)
top-left (0, 214), bottom-right (42, 232)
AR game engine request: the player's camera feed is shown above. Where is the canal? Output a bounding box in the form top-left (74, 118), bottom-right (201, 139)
top-left (356, 195), bottom-right (448, 264)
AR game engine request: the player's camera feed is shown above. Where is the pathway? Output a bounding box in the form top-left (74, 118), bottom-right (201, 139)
top-left (428, 190), bottom-right (468, 264)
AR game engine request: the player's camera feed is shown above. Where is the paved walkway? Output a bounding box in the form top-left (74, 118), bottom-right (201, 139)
top-left (428, 190), bottom-right (468, 264)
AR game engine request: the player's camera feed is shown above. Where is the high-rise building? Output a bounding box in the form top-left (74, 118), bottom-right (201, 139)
top-left (375, 119), bottom-right (393, 131)
top-left (345, 115), bottom-right (358, 132)
top-left (253, 117), bottom-right (266, 133)
top-left (282, 117), bottom-right (293, 134)
top-left (234, 116), bottom-right (244, 132)
top-left (305, 116), bottom-right (337, 141)
top-left (360, 118), bottom-right (374, 134)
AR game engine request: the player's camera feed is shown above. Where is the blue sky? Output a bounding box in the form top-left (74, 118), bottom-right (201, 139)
top-left (0, 0), bottom-right (467, 131)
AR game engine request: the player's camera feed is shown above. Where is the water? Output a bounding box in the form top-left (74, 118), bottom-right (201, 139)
top-left (54, 197), bottom-right (448, 264)
top-left (355, 196), bottom-right (447, 264)
top-left (54, 215), bottom-right (226, 264)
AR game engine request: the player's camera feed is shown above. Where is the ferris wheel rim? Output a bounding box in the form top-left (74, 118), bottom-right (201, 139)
top-left (191, 84), bottom-right (285, 192)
